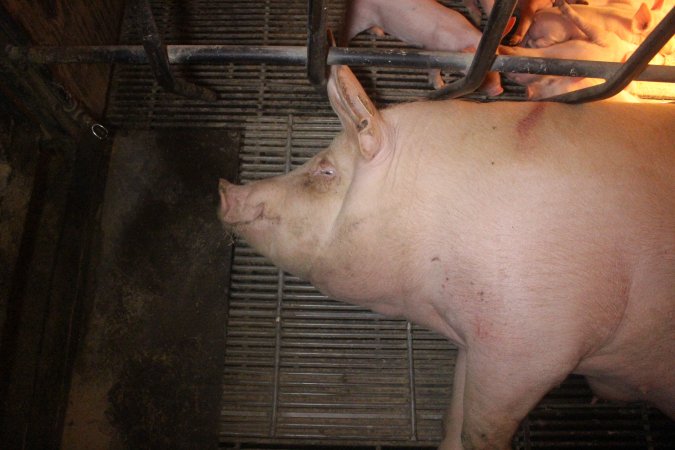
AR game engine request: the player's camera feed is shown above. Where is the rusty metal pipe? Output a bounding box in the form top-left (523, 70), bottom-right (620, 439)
top-left (4, 45), bottom-right (675, 83)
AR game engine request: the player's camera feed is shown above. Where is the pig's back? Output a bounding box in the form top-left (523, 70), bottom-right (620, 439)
top-left (390, 100), bottom-right (675, 225)
top-left (392, 100), bottom-right (674, 169)
top-left (388, 100), bottom-right (675, 237)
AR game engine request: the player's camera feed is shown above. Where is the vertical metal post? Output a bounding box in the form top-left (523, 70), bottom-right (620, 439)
top-left (307, 0), bottom-right (329, 89)
top-left (429, 0), bottom-right (518, 100)
top-left (269, 114), bottom-right (294, 436)
top-left (406, 322), bottom-right (418, 441)
top-left (131, 0), bottom-right (217, 102)
top-left (641, 404), bottom-right (653, 449)
top-left (270, 267), bottom-right (284, 437)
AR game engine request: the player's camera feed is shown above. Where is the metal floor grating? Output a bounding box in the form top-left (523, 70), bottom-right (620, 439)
top-left (106, 1), bottom-right (675, 448)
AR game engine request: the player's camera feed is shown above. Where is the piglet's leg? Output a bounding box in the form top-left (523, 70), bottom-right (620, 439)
top-left (556, 0), bottom-right (609, 46)
top-left (509, 5), bottom-right (538, 46)
top-left (429, 69), bottom-right (445, 89)
top-left (368, 25), bottom-right (386, 37)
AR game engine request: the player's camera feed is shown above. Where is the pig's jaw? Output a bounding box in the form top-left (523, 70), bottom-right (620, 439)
top-left (221, 203), bottom-right (265, 229)
top-left (224, 205), bottom-right (283, 244)
top-left (227, 211), bottom-right (321, 280)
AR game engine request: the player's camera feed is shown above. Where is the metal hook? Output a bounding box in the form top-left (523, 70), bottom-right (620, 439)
top-left (91, 123), bottom-right (109, 140)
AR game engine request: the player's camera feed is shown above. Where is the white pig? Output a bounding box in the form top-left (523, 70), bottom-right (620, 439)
top-left (522, 0), bottom-right (667, 48)
top-left (479, 0), bottom-right (589, 46)
top-left (498, 0), bottom-right (666, 99)
top-left (508, 0), bottom-right (563, 45)
top-left (342, 0), bottom-right (505, 95)
top-left (219, 64), bottom-right (674, 449)
top-left (499, 35), bottom-right (640, 98)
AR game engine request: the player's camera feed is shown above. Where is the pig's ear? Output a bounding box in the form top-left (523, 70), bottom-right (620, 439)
top-left (632, 3), bottom-right (653, 32)
top-left (327, 64), bottom-right (385, 162)
top-left (651, 0), bottom-right (664, 10)
top-left (503, 16), bottom-right (516, 38)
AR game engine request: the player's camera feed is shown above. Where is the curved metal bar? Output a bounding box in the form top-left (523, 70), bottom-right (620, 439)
top-left (543, 6), bottom-right (675, 103)
top-left (428, 0), bottom-right (518, 100)
top-left (131, 0), bottom-right (217, 102)
top-left (307, 0), bottom-right (329, 88)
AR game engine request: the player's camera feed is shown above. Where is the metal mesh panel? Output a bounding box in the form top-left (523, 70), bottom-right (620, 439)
top-left (107, 1), bottom-right (674, 448)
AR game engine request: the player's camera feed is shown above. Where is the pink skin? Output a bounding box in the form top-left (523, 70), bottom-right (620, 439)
top-left (498, 0), bottom-right (664, 99)
top-left (342, 0), bottom-right (504, 95)
top-left (499, 35), bottom-right (637, 98)
top-left (509, 0), bottom-right (560, 45)
top-left (522, 1), bottom-right (665, 48)
top-left (219, 64), bottom-right (675, 448)
top-left (500, 37), bottom-right (665, 99)
top-left (523, 7), bottom-right (587, 47)
top-left (477, 0), bottom-right (593, 46)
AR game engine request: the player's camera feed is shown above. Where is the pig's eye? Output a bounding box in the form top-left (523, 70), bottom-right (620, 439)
top-left (314, 159), bottom-right (336, 178)
top-left (305, 158), bottom-right (338, 191)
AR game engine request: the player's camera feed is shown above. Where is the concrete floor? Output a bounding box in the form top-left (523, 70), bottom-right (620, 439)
top-left (61, 128), bottom-right (239, 449)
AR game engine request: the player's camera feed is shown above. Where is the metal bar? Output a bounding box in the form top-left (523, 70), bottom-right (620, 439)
top-left (489, 55), bottom-right (673, 82)
top-left (270, 115), bottom-right (294, 437)
top-left (26, 129), bottom-right (112, 450)
top-left (131, 0), bottom-right (217, 102)
top-left (543, 6), bottom-right (675, 103)
top-left (429, 0), bottom-right (518, 99)
top-left (5, 45), bottom-right (675, 83)
top-left (307, 0), bottom-right (328, 88)
top-left (641, 404), bottom-right (653, 449)
top-left (4, 45), bottom-right (309, 65)
top-left (270, 267), bottom-right (284, 437)
top-left (0, 2), bottom-right (104, 139)
top-left (406, 322), bottom-right (417, 441)
top-left (0, 56), bottom-right (70, 137)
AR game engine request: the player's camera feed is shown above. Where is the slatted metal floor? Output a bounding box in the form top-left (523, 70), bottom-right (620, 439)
top-left (106, 1), bottom-right (675, 448)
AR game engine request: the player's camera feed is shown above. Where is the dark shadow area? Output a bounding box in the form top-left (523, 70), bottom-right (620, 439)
top-left (62, 128), bottom-right (239, 450)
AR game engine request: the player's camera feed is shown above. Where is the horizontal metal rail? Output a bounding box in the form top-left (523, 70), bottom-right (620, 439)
top-left (4, 44), bottom-right (675, 83)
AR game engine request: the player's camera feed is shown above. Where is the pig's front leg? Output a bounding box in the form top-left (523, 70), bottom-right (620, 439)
top-left (439, 348), bottom-right (466, 450)
top-left (442, 344), bottom-right (578, 449)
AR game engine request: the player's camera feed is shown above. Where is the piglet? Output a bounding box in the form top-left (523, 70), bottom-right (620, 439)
top-left (479, 0), bottom-right (589, 46)
top-left (342, 0), bottom-right (505, 95)
top-left (499, 0), bottom-right (667, 98)
top-left (522, 0), bottom-right (667, 48)
top-left (219, 62), bottom-right (675, 449)
top-left (499, 35), bottom-right (638, 98)
top-left (509, 0), bottom-right (562, 45)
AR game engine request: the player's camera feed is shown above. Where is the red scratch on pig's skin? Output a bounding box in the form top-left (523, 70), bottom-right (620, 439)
top-left (516, 103), bottom-right (546, 141)
top-left (474, 320), bottom-right (491, 340)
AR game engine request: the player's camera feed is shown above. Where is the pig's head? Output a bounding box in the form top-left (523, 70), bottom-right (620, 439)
top-left (219, 64), bottom-right (390, 280)
top-left (632, 0), bottom-right (675, 55)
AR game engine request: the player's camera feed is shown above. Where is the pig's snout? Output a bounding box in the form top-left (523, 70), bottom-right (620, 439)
top-left (218, 178), bottom-right (264, 226)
